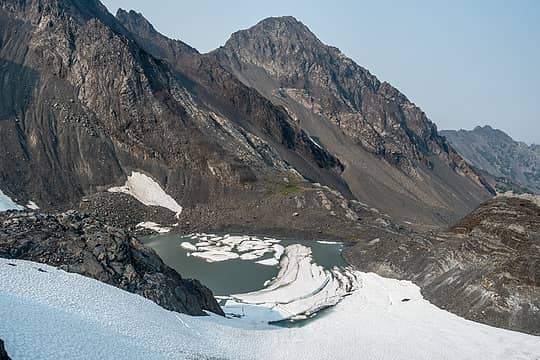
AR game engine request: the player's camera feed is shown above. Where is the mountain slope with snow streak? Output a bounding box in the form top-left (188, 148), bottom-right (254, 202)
top-left (1, 258), bottom-right (539, 360)
top-left (108, 172), bottom-right (183, 217)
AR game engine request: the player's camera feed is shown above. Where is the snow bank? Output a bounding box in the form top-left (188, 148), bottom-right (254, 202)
top-left (1, 258), bottom-right (539, 359)
top-left (109, 172), bottom-right (183, 216)
top-left (0, 189), bottom-right (23, 212)
top-left (136, 222), bottom-right (171, 233)
top-left (26, 201), bottom-right (40, 210)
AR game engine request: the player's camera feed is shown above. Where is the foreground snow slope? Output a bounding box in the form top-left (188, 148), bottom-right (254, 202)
top-left (1, 259), bottom-right (539, 360)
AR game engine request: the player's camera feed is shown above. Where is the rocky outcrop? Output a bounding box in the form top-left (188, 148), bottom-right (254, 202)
top-left (345, 195), bottom-right (540, 335)
top-left (441, 126), bottom-right (540, 194)
top-left (212, 16), bottom-right (493, 225)
top-left (0, 210), bottom-right (224, 316)
top-left (0, 340), bottom-right (10, 360)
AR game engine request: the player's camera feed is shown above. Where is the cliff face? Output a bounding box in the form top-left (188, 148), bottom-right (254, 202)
top-left (212, 16), bottom-right (493, 225)
top-left (441, 126), bottom-right (540, 194)
top-left (345, 194), bottom-right (540, 335)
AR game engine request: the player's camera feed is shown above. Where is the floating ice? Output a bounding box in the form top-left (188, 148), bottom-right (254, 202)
top-left (180, 242), bottom-right (197, 251)
top-left (191, 250), bottom-right (240, 263)
top-left (229, 245), bottom-right (358, 321)
top-left (272, 244), bottom-right (285, 260)
top-left (255, 258), bottom-right (279, 266)
top-left (179, 234), bottom-right (282, 265)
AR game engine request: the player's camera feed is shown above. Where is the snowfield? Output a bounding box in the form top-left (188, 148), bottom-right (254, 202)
top-left (108, 172), bottom-right (183, 217)
top-left (1, 258), bottom-right (539, 360)
top-left (0, 189), bottom-right (23, 212)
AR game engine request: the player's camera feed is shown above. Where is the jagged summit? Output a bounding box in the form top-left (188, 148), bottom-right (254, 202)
top-left (226, 15), bottom-right (319, 44)
top-left (3, 0), bottom-right (121, 29)
top-left (116, 8), bottom-right (155, 32)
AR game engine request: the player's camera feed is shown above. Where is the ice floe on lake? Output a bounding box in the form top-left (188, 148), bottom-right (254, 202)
top-left (179, 233), bottom-right (284, 265)
top-left (109, 172), bottom-right (183, 217)
top-left (225, 244), bottom-right (359, 323)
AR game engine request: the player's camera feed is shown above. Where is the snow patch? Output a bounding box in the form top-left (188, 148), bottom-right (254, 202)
top-left (255, 258), bottom-right (279, 267)
top-left (26, 201), bottom-right (40, 210)
top-left (0, 189), bottom-right (23, 212)
top-left (136, 222), bottom-right (170, 233)
top-left (108, 172), bottom-right (183, 217)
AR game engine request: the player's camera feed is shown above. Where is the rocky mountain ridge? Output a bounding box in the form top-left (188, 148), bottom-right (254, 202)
top-left (441, 126), bottom-right (540, 194)
top-left (345, 194), bottom-right (540, 335)
top-left (0, 0), bottom-right (359, 240)
top-left (212, 16), bottom-right (493, 225)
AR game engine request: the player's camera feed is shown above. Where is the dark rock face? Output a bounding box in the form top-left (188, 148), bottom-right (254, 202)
top-left (0, 339), bottom-right (10, 360)
top-left (345, 195), bottom-right (540, 335)
top-left (441, 126), bottom-right (540, 194)
top-left (0, 210), bottom-right (224, 316)
top-left (115, 9), bottom-right (351, 197)
top-left (0, 0), bottom-right (350, 237)
top-left (212, 16), bottom-right (493, 225)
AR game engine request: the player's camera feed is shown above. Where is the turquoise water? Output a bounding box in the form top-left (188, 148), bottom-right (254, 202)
top-left (142, 234), bottom-right (347, 296)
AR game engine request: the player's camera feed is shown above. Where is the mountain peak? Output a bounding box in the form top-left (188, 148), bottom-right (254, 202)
top-left (225, 15), bottom-right (320, 50)
top-left (255, 15), bottom-right (307, 30)
top-left (116, 8), bottom-right (154, 32)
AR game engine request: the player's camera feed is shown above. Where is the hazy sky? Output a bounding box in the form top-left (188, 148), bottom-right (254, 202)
top-left (102, 0), bottom-right (540, 144)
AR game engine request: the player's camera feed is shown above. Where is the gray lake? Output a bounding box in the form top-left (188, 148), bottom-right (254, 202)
top-left (142, 234), bottom-right (348, 296)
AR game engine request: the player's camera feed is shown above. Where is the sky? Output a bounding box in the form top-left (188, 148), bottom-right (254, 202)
top-left (102, 0), bottom-right (540, 144)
